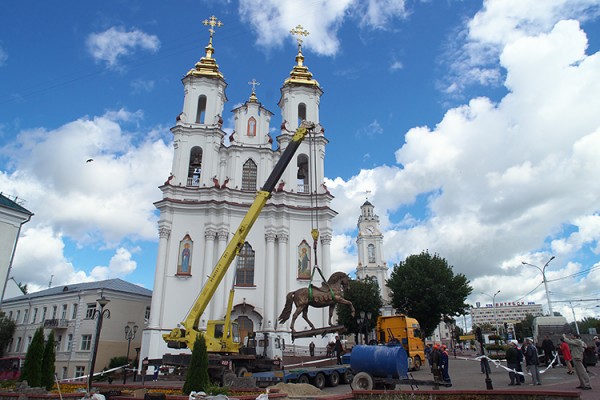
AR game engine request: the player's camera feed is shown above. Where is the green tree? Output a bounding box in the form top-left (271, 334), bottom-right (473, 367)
top-left (0, 312), bottom-right (16, 358)
top-left (576, 317), bottom-right (600, 334)
top-left (387, 251), bottom-right (472, 338)
top-left (17, 282), bottom-right (28, 294)
top-left (336, 276), bottom-right (383, 342)
top-left (183, 334), bottom-right (209, 394)
top-left (20, 327), bottom-right (45, 386)
top-left (41, 331), bottom-right (56, 390)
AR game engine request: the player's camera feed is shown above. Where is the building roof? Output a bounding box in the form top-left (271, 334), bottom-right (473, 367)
top-left (2, 278), bottom-right (151, 303)
top-left (0, 193), bottom-right (33, 216)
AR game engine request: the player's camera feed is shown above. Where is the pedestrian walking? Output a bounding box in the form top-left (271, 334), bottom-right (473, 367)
top-left (309, 341), bottom-right (315, 357)
top-left (479, 346), bottom-right (491, 374)
top-left (562, 333), bottom-right (592, 390)
top-left (524, 338), bottom-right (541, 385)
top-left (506, 341), bottom-right (522, 386)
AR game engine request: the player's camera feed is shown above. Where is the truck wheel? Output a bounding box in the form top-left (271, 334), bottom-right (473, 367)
top-left (326, 371), bottom-right (340, 387)
top-left (312, 373), bottom-right (326, 389)
top-left (351, 372), bottom-right (373, 391)
top-left (298, 374), bottom-right (310, 385)
top-left (413, 356), bottom-right (422, 371)
top-left (342, 369), bottom-right (353, 384)
top-left (235, 367), bottom-right (248, 377)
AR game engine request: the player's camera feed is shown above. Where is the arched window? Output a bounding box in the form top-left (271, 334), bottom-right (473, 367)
top-left (247, 117), bottom-right (257, 137)
top-left (188, 146), bottom-right (203, 186)
top-left (236, 242), bottom-right (255, 286)
top-left (368, 244), bottom-right (375, 263)
top-left (242, 159), bottom-right (257, 191)
top-left (196, 95), bottom-right (207, 124)
top-left (298, 103), bottom-right (306, 126)
top-left (296, 154), bottom-right (309, 193)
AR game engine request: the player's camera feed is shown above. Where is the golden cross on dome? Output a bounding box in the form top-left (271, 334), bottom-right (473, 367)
top-left (248, 78), bottom-right (260, 93)
top-left (202, 15), bottom-right (223, 44)
top-left (290, 24), bottom-right (309, 50)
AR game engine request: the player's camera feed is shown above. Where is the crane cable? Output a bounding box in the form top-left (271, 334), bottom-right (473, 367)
top-left (306, 126), bottom-right (334, 301)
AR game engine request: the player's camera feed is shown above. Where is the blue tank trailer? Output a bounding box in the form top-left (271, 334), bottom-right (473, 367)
top-left (250, 344), bottom-right (443, 390)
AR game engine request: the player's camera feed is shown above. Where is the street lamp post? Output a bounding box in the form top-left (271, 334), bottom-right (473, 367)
top-left (88, 296), bottom-right (110, 393)
top-left (522, 256), bottom-right (555, 315)
top-left (481, 290), bottom-right (501, 335)
top-left (123, 324), bottom-right (138, 384)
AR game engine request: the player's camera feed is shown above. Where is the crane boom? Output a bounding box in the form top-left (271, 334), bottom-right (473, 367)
top-left (163, 121), bottom-right (315, 349)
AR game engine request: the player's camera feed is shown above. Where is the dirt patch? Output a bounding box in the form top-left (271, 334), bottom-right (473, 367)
top-left (271, 383), bottom-right (323, 397)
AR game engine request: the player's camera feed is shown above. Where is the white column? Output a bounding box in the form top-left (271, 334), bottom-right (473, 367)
top-left (276, 233), bottom-right (288, 330)
top-left (320, 233), bottom-right (332, 326)
top-left (148, 224), bottom-right (170, 328)
top-left (202, 229), bottom-right (216, 319)
top-left (264, 232), bottom-right (276, 329)
top-left (212, 230), bottom-right (229, 319)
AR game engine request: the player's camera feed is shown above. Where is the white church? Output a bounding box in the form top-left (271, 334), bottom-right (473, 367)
top-left (140, 19), bottom-right (336, 362)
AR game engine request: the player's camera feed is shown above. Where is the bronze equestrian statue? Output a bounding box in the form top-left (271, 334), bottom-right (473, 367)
top-left (278, 271), bottom-right (355, 332)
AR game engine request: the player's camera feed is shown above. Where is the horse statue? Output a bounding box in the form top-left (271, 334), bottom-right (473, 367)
top-left (278, 271), bottom-right (355, 332)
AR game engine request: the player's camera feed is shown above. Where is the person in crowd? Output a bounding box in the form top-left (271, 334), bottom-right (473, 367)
top-left (516, 341), bottom-right (525, 384)
top-left (430, 344), bottom-right (442, 383)
top-left (479, 345), bottom-right (491, 374)
top-left (334, 335), bottom-right (344, 365)
top-left (309, 341), bottom-right (315, 357)
top-left (559, 337), bottom-right (574, 375)
top-left (562, 333), bottom-right (592, 390)
top-left (326, 341), bottom-right (334, 357)
top-left (524, 338), bottom-right (541, 385)
top-left (506, 341), bottom-right (522, 386)
top-left (424, 343), bottom-right (433, 366)
top-left (594, 336), bottom-right (600, 359)
top-left (440, 345), bottom-right (452, 386)
top-left (541, 335), bottom-right (555, 367)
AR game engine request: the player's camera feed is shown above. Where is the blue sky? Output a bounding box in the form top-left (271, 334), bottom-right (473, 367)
top-left (2, 0), bottom-right (600, 322)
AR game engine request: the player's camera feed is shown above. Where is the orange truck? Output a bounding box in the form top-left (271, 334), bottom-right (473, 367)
top-left (376, 314), bottom-right (426, 370)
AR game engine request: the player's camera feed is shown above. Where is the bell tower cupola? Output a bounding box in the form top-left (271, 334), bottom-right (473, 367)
top-left (169, 16), bottom-right (228, 188)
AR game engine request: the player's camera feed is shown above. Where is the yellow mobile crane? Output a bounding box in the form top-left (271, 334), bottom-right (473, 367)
top-left (162, 122), bottom-right (316, 377)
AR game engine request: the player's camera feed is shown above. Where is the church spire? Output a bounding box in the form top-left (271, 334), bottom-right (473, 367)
top-left (284, 25), bottom-right (319, 87)
top-left (248, 78), bottom-right (260, 103)
top-left (187, 15), bottom-right (224, 78)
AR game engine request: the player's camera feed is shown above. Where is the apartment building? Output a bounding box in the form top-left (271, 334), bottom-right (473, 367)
top-left (1, 279), bottom-right (151, 380)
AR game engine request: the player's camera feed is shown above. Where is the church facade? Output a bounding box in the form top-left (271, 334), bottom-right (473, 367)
top-left (141, 19), bottom-right (336, 361)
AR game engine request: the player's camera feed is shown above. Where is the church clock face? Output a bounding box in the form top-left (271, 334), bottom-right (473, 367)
top-left (365, 225), bottom-right (374, 234)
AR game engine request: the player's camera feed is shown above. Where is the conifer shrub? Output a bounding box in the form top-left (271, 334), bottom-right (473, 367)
top-left (182, 333), bottom-right (210, 394)
top-left (41, 330), bottom-right (56, 390)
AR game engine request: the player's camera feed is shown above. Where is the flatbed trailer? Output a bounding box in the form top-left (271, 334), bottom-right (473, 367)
top-left (250, 365), bottom-right (353, 389)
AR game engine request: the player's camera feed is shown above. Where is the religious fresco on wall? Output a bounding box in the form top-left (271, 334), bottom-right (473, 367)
top-left (297, 240), bottom-right (311, 279)
top-left (177, 234), bottom-right (193, 275)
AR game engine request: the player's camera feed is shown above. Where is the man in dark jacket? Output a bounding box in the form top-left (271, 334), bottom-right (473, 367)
top-left (541, 335), bottom-right (555, 367)
top-left (524, 338), bottom-right (541, 385)
top-left (431, 344), bottom-right (442, 383)
top-left (334, 336), bottom-right (344, 365)
top-left (506, 341), bottom-right (521, 385)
